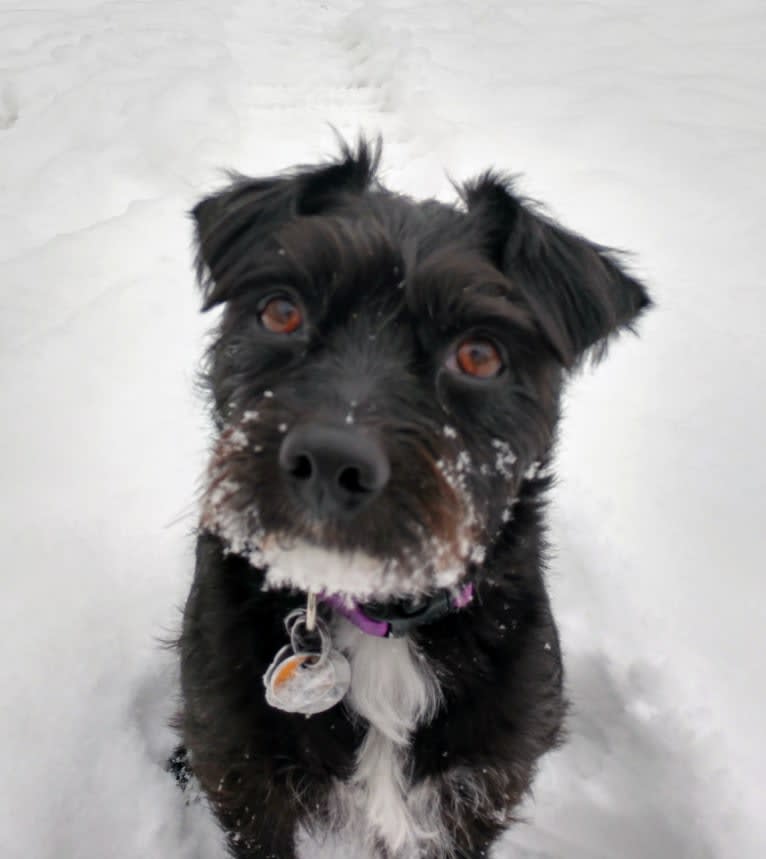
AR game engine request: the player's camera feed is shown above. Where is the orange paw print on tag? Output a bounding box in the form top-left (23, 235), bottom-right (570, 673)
top-left (272, 654), bottom-right (317, 688)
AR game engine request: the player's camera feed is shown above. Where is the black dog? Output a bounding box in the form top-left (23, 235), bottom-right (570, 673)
top-left (174, 138), bottom-right (650, 859)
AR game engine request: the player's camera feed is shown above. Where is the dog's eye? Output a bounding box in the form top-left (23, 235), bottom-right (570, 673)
top-left (451, 337), bottom-right (504, 379)
top-left (259, 297), bottom-right (303, 334)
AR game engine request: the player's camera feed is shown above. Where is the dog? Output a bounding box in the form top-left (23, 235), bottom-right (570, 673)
top-left (174, 138), bottom-right (650, 859)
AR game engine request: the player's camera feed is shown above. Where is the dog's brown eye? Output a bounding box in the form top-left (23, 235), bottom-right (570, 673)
top-left (454, 338), bottom-right (504, 378)
top-left (260, 297), bottom-right (303, 334)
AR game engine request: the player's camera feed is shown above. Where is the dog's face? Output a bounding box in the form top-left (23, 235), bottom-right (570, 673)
top-left (194, 141), bottom-right (649, 600)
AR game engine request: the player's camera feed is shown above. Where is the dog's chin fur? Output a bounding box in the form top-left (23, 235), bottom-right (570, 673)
top-left (260, 540), bottom-right (469, 602)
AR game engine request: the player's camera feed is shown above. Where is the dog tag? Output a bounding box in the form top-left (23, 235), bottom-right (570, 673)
top-left (263, 602), bottom-right (350, 716)
top-left (264, 646), bottom-right (350, 715)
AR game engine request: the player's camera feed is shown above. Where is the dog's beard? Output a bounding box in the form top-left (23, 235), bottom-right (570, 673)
top-left (258, 539), bottom-right (469, 601)
top-left (200, 496), bottom-right (478, 602)
top-left (198, 420), bottom-right (488, 601)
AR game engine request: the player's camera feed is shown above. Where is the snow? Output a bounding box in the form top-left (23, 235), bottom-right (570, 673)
top-left (1, 1), bottom-right (764, 857)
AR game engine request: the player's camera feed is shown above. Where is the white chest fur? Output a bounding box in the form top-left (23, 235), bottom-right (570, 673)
top-left (329, 619), bottom-right (447, 858)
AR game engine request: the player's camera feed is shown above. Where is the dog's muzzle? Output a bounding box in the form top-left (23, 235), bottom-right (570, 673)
top-left (278, 423), bottom-right (390, 519)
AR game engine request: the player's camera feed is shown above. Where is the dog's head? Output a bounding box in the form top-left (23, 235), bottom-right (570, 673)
top-left (193, 139), bottom-right (649, 600)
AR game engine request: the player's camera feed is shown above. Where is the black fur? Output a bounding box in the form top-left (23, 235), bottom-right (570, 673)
top-left (175, 137), bottom-right (650, 858)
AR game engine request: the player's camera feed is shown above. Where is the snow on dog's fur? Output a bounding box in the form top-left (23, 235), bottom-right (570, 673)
top-left (175, 137), bottom-right (650, 858)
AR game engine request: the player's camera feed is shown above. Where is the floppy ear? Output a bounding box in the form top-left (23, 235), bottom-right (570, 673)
top-left (463, 172), bottom-right (651, 367)
top-left (192, 137), bottom-right (381, 310)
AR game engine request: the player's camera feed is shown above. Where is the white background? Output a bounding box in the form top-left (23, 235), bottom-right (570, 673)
top-left (1, 1), bottom-right (763, 857)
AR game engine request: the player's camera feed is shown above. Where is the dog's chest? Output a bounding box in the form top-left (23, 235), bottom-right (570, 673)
top-left (326, 620), bottom-right (447, 858)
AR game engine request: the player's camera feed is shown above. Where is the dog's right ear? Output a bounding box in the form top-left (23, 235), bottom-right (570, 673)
top-left (192, 137), bottom-right (381, 310)
top-left (463, 172), bottom-right (651, 367)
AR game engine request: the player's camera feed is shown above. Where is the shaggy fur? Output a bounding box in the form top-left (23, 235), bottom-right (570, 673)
top-left (174, 138), bottom-right (650, 858)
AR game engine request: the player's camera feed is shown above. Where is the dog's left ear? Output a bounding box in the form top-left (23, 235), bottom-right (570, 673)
top-left (192, 138), bottom-right (381, 310)
top-left (463, 173), bottom-right (651, 367)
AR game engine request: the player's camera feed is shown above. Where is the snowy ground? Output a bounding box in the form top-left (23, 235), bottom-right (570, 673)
top-left (1, 1), bottom-right (764, 857)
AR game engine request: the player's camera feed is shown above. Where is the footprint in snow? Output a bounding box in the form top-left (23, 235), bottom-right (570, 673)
top-left (0, 83), bottom-right (19, 130)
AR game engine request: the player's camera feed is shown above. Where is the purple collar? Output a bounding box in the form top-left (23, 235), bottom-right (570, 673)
top-left (321, 583), bottom-right (474, 638)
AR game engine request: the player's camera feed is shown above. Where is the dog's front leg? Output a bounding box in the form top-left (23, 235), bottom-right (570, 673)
top-left (168, 746), bottom-right (302, 859)
top-left (450, 832), bottom-right (503, 859)
top-left (222, 817), bottom-right (298, 859)
top-left (210, 785), bottom-right (301, 859)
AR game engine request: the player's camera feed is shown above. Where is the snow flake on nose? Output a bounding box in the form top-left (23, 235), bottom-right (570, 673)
top-left (434, 448), bottom-right (484, 568)
top-left (436, 448), bottom-right (473, 495)
top-left (491, 439), bottom-right (517, 479)
top-left (469, 545), bottom-right (486, 564)
top-left (455, 450), bottom-right (471, 472)
top-left (226, 427), bottom-right (250, 450)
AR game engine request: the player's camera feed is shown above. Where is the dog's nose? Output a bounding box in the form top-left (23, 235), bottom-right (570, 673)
top-left (279, 424), bottom-right (390, 519)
